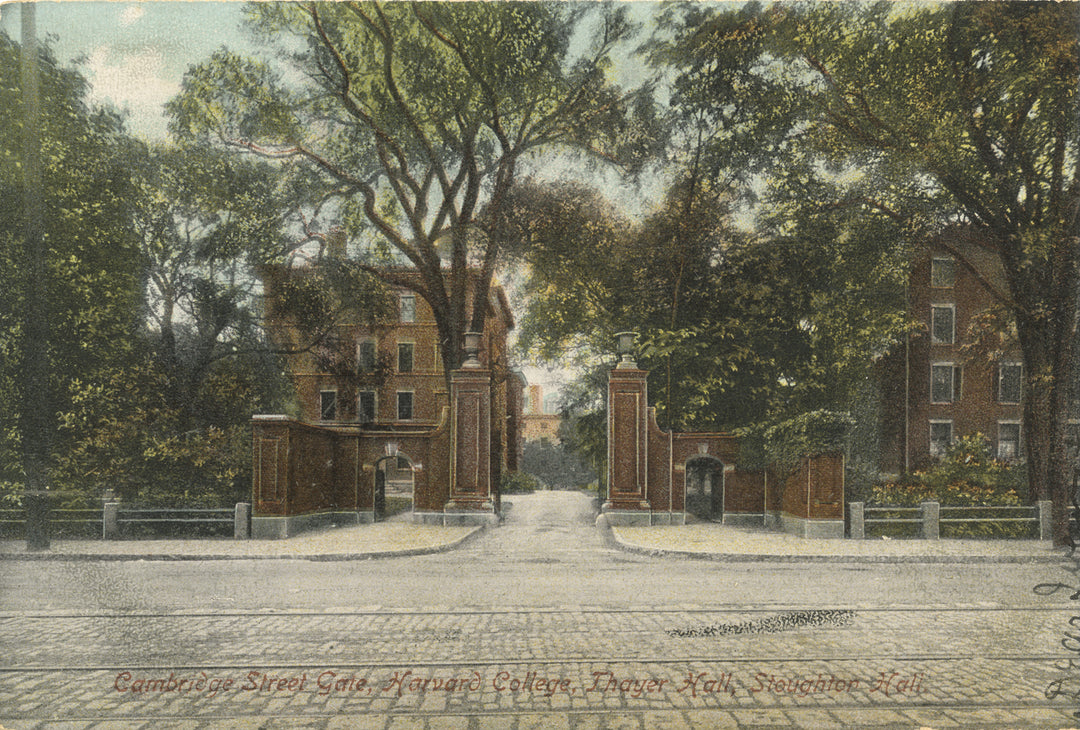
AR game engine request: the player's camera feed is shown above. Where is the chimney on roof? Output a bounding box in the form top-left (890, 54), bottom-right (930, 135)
top-left (529, 385), bottom-right (543, 415)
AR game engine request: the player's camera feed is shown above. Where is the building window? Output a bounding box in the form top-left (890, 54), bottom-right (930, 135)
top-left (397, 391), bottom-right (414, 421)
top-left (400, 294), bottom-right (416, 323)
top-left (997, 421), bottom-right (1021, 461)
top-left (931, 363), bottom-right (961, 403)
top-left (319, 390), bottom-right (337, 421)
top-left (398, 342), bottom-right (414, 373)
top-left (357, 339), bottom-right (377, 373)
top-left (930, 305), bottom-right (955, 344)
top-left (397, 455), bottom-right (410, 470)
top-left (931, 257), bottom-right (956, 288)
top-left (998, 362), bottom-right (1022, 404)
top-left (929, 420), bottom-right (953, 458)
top-left (358, 390), bottom-right (376, 424)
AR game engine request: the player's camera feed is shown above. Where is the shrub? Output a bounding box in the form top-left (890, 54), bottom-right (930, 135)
top-left (500, 471), bottom-right (542, 494)
top-left (866, 434), bottom-right (1031, 538)
top-left (868, 434), bottom-right (1026, 507)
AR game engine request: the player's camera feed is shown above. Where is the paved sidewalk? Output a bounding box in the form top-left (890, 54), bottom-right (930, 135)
top-left (606, 518), bottom-right (1066, 563)
top-left (0, 510), bottom-right (1068, 563)
top-left (0, 520), bottom-right (482, 561)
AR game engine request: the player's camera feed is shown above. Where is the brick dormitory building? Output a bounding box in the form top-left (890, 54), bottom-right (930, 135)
top-left (258, 259), bottom-right (526, 503)
top-left (878, 227), bottom-right (1052, 475)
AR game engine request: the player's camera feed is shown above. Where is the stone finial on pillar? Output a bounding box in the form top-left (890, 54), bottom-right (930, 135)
top-left (615, 331), bottom-right (637, 369)
top-left (462, 331), bottom-right (483, 369)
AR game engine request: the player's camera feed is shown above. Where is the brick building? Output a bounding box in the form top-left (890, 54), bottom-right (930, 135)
top-left (260, 264), bottom-right (525, 483)
top-left (879, 228), bottom-right (1025, 474)
top-left (523, 384), bottom-right (562, 444)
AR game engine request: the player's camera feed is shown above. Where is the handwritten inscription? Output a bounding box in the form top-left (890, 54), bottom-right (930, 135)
top-left (112, 667), bottom-right (925, 700)
top-left (1035, 551), bottom-right (1080, 720)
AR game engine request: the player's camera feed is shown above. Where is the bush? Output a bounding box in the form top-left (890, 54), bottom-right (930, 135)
top-left (500, 471), bottom-right (542, 494)
top-left (866, 434), bottom-right (1031, 538)
top-left (868, 434), bottom-right (1026, 507)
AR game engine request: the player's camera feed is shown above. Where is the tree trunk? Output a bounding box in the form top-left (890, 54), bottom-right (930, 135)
top-left (1016, 283), bottom-right (1077, 547)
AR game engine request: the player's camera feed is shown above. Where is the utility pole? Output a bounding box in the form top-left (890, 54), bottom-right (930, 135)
top-left (21, 2), bottom-right (50, 551)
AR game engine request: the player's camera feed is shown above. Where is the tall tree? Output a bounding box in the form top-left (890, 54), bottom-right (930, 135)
top-left (167, 1), bottom-right (659, 376)
top-left (504, 178), bottom-right (833, 433)
top-left (0, 27), bottom-right (141, 502)
top-left (664, 1), bottom-right (1079, 543)
top-left (126, 144), bottom-right (389, 417)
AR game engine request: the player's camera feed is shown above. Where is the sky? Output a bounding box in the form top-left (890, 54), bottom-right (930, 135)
top-left (1, 2), bottom-right (258, 139)
top-left (1, 1), bottom-right (666, 141)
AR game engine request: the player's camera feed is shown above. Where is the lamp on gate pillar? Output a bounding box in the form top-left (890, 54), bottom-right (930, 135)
top-left (615, 331), bottom-right (637, 369)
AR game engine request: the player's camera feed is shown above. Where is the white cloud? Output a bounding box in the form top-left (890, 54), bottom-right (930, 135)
top-left (119, 5), bottom-right (145, 27)
top-left (85, 45), bottom-right (180, 139)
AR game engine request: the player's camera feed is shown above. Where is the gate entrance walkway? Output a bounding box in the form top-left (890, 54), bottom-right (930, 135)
top-left (453, 490), bottom-right (625, 567)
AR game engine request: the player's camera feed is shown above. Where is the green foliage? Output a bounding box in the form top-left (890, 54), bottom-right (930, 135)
top-left (521, 438), bottom-right (597, 491)
top-left (167, 2), bottom-right (660, 374)
top-left (736, 410), bottom-right (854, 472)
top-left (659, 1), bottom-right (1078, 540)
top-left (49, 356), bottom-right (273, 508)
top-left (0, 33), bottom-right (305, 510)
top-left (869, 434), bottom-right (1028, 508)
top-left (0, 30), bottom-right (141, 490)
top-left (500, 471), bottom-right (542, 495)
top-left (854, 435), bottom-right (1034, 538)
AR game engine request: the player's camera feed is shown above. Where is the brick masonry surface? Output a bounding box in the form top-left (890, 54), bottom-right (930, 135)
top-left (0, 606), bottom-right (1076, 728)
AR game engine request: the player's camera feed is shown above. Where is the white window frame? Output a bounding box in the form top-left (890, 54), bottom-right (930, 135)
top-left (396, 391), bottom-right (414, 421)
top-left (931, 257), bottom-right (956, 288)
top-left (399, 294), bottom-right (416, 323)
top-left (930, 304), bottom-right (956, 345)
top-left (929, 420), bottom-right (953, 459)
top-left (357, 390), bottom-right (377, 424)
top-left (930, 362), bottom-right (959, 404)
top-left (997, 420), bottom-right (1021, 461)
top-left (397, 341), bottom-right (415, 373)
top-left (998, 361), bottom-right (1022, 405)
top-left (319, 389), bottom-right (338, 422)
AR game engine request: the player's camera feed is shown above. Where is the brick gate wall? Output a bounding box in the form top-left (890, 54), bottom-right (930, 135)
top-left (250, 413), bottom-right (454, 538)
top-left (251, 363), bottom-right (502, 537)
top-left (605, 365), bottom-right (845, 537)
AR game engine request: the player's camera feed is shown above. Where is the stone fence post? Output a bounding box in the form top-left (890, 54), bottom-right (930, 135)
top-left (921, 501), bottom-right (940, 540)
top-left (1037, 500), bottom-right (1052, 541)
top-left (849, 501), bottom-right (865, 539)
top-left (102, 500), bottom-right (119, 540)
top-left (234, 502), bottom-right (251, 539)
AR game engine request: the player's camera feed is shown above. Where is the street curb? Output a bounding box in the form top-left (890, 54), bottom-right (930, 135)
top-left (0, 524), bottom-right (487, 562)
top-left (596, 514), bottom-right (1069, 565)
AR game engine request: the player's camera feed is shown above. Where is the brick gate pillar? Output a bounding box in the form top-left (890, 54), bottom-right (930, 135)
top-left (445, 333), bottom-right (497, 524)
top-left (605, 349), bottom-right (651, 522)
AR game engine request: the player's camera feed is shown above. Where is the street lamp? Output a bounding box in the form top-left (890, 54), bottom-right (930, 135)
top-left (615, 331), bottom-right (637, 369)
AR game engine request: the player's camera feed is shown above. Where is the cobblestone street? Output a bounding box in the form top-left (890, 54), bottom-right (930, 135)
top-left (1, 492), bottom-right (1077, 728)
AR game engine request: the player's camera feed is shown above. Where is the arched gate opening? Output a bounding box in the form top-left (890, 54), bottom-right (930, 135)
top-left (375, 453), bottom-right (415, 520)
top-left (685, 456), bottom-right (725, 521)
